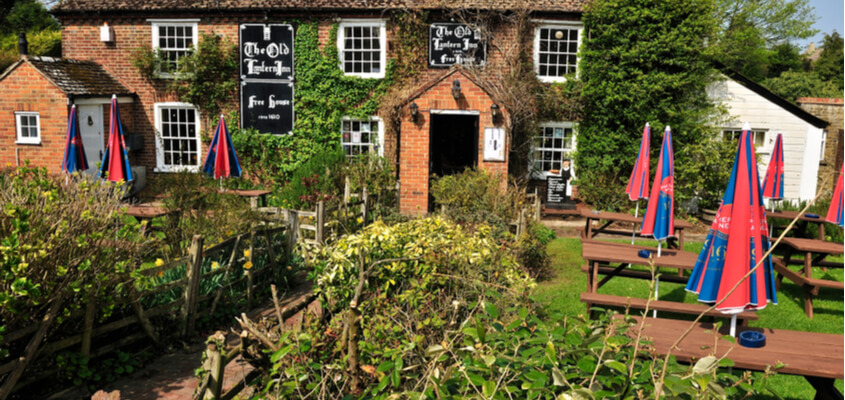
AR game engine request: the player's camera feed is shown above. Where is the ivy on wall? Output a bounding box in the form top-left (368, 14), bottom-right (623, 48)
top-left (232, 20), bottom-right (396, 187)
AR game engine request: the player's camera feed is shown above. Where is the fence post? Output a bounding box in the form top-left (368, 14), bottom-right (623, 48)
top-left (316, 201), bottom-right (325, 245)
top-left (80, 288), bottom-right (97, 357)
top-left (182, 234), bottom-right (203, 338)
top-left (247, 231), bottom-right (255, 308)
top-left (285, 209), bottom-right (298, 262)
top-left (202, 332), bottom-right (226, 400)
top-left (344, 177), bottom-right (351, 204)
top-left (361, 186), bottom-right (369, 225)
top-left (533, 188), bottom-right (541, 220)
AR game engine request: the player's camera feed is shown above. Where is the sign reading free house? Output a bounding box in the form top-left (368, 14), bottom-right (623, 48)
top-left (241, 81), bottom-right (294, 135)
top-left (240, 24), bottom-right (294, 81)
top-left (429, 23), bottom-right (486, 67)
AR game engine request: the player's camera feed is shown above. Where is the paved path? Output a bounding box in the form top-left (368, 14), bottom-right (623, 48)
top-left (51, 282), bottom-right (315, 400)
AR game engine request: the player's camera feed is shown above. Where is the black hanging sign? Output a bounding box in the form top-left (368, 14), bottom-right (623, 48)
top-left (240, 23), bottom-right (294, 81)
top-left (429, 23), bottom-right (486, 67)
top-left (240, 81), bottom-right (294, 135)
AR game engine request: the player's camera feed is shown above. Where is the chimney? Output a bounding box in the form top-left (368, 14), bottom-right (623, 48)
top-left (18, 32), bottom-right (28, 56)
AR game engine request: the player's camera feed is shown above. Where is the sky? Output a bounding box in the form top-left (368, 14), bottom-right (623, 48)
top-left (795, 0), bottom-right (845, 50)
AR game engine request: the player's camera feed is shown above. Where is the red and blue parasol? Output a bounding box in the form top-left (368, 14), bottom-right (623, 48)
top-left (641, 125), bottom-right (674, 255)
top-left (61, 104), bottom-right (89, 174)
top-left (98, 95), bottom-right (133, 182)
top-left (826, 164), bottom-right (843, 227)
top-left (626, 123), bottom-right (651, 211)
top-left (686, 123), bottom-right (777, 336)
top-left (761, 133), bottom-right (784, 211)
top-left (202, 115), bottom-right (242, 185)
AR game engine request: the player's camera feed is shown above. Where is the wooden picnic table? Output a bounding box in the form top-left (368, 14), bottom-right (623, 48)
top-left (226, 189), bottom-right (271, 208)
top-left (126, 202), bottom-right (176, 236)
top-left (773, 237), bottom-right (844, 318)
top-left (581, 240), bottom-right (759, 324)
top-left (625, 315), bottom-right (844, 399)
top-left (580, 208), bottom-right (692, 249)
top-left (768, 210), bottom-right (827, 239)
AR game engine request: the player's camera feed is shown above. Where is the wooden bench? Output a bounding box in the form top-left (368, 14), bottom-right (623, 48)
top-left (772, 238), bottom-right (844, 318)
top-left (580, 292), bottom-right (758, 324)
top-left (624, 315), bottom-right (844, 400)
top-left (579, 208), bottom-right (692, 249)
top-left (581, 239), bottom-right (698, 292)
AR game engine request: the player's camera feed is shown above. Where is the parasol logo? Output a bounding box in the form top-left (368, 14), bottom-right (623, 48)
top-left (660, 177), bottom-right (674, 196)
top-left (70, 136), bottom-right (82, 146)
top-left (715, 204), bottom-right (732, 233)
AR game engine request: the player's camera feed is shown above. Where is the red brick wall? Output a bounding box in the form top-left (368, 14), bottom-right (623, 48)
top-left (0, 62), bottom-right (69, 172)
top-left (398, 72), bottom-right (508, 215)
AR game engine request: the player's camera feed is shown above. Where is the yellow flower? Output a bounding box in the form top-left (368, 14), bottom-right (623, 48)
top-left (243, 249), bottom-right (251, 258)
top-left (243, 261), bottom-right (253, 270)
top-left (155, 258), bottom-right (164, 267)
top-left (357, 217), bottom-right (363, 224)
top-left (211, 261), bottom-right (220, 270)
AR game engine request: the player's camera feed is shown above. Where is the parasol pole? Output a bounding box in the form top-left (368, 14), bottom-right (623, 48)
top-left (653, 275), bottom-right (659, 318)
top-left (631, 201), bottom-right (640, 244)
top-left (730, 314), bottom-right (737, 337)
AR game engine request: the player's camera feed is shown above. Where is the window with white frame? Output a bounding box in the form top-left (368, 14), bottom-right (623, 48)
top-left (532, 123), bottom-right (576, 177)
top-left (150, 20), bottom-right (198, 75)
top-left (154, 103), bottom-right (201, 172)
top-left (15, 112), bottom-right (40, 144)
top-left (338, 20), bottom-right (386, 78)
top-left (341, 117), bottom-right (382, 157)
top-left (722, 128), bottom-right (767, 149)
top-left (533, 23), bottom-right (582, 82)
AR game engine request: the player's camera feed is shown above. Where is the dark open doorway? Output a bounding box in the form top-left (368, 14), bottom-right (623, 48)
top-left (429, 113), bottom-right (478, 211)
top-left (429, 113), bottom-right (478, 177)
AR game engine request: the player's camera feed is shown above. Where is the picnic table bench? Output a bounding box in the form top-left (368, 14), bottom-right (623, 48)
top-left (773, 237), bottom-right (844, 318)
top-left (625, 315), bottom-right (844, 400)
top-left (580, 208), bottom-right (692, 249)
top-left (581, 239), bottom-right (697, 292)
top-left (581, 292), bottom-right (759, 324)
top-left (768, 210), bottom-right (827, 239)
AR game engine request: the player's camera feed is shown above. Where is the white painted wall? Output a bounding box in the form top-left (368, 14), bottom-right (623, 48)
top-left (707, 76), bottom-right (821, 202)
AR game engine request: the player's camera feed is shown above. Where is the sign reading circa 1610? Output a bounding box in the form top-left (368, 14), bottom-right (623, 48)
top-left (429, 23), bottom-right (486, 67)
top-left (241, 81), bottom-right (294, 136)
top-left (239, 23), bottom-right (294, 81)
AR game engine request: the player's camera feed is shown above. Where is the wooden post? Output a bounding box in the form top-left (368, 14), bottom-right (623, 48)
top-left (202, 332), bottom-right (226, 400)
top-left (285, 210), bottom-right (298, 262)
top-left (80, 288), bottom-right (97, 357)
top-left (316, 201), bottom-right (325, 245)
top-left (131, 291), bottom-right (160, 345)
top-left (249, 196), bottom-right (258, 209)
top-left (533, 188), bottom-right (541, 220)
top-left (264, 229), bottom-right (277, 271)
top-left (182, 234), bottom-right (203, 338)
top-left (361, 186), bottom-right (369, 225)
top-left (344, 177), bottom-right (351, 204)
top-left (247, 232), bottom-right (255, 308)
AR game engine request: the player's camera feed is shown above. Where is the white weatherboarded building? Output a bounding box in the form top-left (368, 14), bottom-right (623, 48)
top-left (708, 68), bottom-right (828, 203)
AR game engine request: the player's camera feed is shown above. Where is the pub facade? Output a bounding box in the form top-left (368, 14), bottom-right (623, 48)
top-left (2, 0), bottom-right (586, 215)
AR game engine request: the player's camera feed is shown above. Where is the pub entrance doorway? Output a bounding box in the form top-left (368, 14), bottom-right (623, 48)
top-left (428, 112), bottom-right (478, 211)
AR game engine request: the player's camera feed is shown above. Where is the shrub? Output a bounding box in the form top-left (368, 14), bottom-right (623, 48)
top-left (344, 152), bottom-right (399, 221)
top-left (430, 169), bottom-right (525, 232)
top-left (272, 146), bottom-right (347, 209)
top-left (516, 221), bottom-right (555, 280)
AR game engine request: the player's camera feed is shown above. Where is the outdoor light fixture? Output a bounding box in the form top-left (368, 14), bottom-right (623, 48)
top-left (87, 115), bottom-right (94, 126)
top-left (451, 79), bottom-right (461, 100)
top-left (409, 102), bottom-right (419, 122)
top-left (490, 103), bottom-right (500, 119)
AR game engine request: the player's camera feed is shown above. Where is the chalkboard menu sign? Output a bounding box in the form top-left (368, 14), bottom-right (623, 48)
top-left (241, 81), bottom-right (294, 135)
top-left (546, 177), bottom-right (574, 209)
top-left (429, 23), bottom-right (486, 67)
top-left (240, 24), bottom-right (294, 81)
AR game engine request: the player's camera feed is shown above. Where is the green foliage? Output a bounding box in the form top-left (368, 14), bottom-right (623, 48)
top-left (430, 168), bottom-right (524, 232)
top-left (577, 0), bottom-right (728, 211)
top-left (766, 42), bottom-right (805, 79)
top-left (171, 33), bottom-right (240, 118)
top-left (56, 350), bottom-right (141, 390)
top-left (2, 0), bottom-right (58, 35)
top-left (231, 21), bottom-right (396, 190)
top-left (343, 152), bottom-right (399, 221)
top-left (0, 166), bottom-right (144, 348)
top-left (761, 70), bottom-right (842, 102)
top-left (674, 135), bottom-right (737, 210)
top-left (516, 221), bottom-right (555, 280)
top-left (0, 29), bottom-right (61, 71)
top-left (814, 31), bottom-right (844, 92)
top-left (272, 145), bottom-right (347, 209)
top-left (129, 45), bottom-right (162, 80)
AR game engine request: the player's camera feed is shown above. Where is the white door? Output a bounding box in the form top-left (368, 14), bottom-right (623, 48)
top-left (77, 105), bottom-right (103, 176)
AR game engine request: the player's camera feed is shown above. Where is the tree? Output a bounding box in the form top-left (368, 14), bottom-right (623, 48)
top-left (762, 70), bottom-right (842, 101)
top-left (577, 0), bottom-right (730, 211)
top-left (766, 42), bottom-right (804, 78)
top-left (1, 0), bottom-right (58, 35)
top-left (814, 31), bottom-right (844, 92)
top-left (712, 0), bottom-right (818, 81)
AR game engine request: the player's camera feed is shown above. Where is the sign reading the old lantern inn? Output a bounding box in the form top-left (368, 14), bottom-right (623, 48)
top-left (241, 81), bottom-right (294, 135)
top-left (239, 23), bottom-right (294, 81)
top-left (240, 23), bottom-right (295, 135)
top-left (429, 23), bottom-right (486, 67)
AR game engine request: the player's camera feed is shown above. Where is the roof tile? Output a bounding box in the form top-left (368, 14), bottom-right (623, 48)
top-left (25, 56), bottom-right (133, 97)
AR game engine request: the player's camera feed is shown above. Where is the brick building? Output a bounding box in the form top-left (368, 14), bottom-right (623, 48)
top-left (0, 0), bottom-right (587, 215)
top-left (797, 97), bottom-right (844, 194)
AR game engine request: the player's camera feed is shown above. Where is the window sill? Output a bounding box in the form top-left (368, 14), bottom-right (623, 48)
top-left (154, 166), bottom-right (199, 173)
top-left (342, 72), bottom-right (385, 79)
top-left (15, 139), bottom-right (41, 145)
top-left (536, 75), bottom-right (571, 83)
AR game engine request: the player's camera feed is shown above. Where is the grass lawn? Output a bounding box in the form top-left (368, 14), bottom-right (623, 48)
top-left (533, 237), bottom-right (844, 400)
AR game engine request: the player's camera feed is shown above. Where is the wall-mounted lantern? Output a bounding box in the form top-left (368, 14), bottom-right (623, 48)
top-left (87, 115), bottom-right (94, 126)
top-left (451, 79), bottom-right (461, 100)
top-left (100, 22), bottom-right (114, 43)
top-left (490, 103), bottom-right (500, 119)
top-left (409, 102), bottom-right (419, 122)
